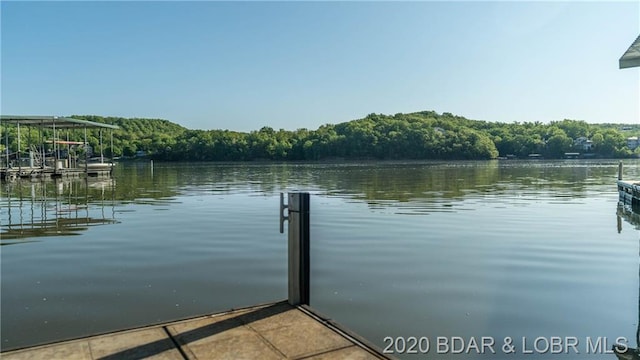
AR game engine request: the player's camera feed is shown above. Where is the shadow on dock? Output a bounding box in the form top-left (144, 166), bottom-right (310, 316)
top-left (1, 301), bottom-right (390, 359)
top-left (98, 302), bottom-right (290, 360)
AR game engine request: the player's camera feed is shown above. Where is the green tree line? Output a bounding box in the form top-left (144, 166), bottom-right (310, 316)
top-left (1, 111), bottom-right (638, 161)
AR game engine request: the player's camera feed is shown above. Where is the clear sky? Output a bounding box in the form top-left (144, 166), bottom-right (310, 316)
top-left (1, 1), bottom-right (639, 132)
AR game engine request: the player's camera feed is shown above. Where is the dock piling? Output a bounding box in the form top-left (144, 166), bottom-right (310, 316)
top-left (619, 161), bottom-right (624, 180)
top-left (282, 192), bottom-right (310, 306)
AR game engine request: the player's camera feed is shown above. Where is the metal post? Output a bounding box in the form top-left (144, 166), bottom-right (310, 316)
top-left (17, 123), bottom-right (21, 174)
top-left (281, 192), bottom-right (310, 306)
top-left (110, 130), bottom-right (114, 176)
top-left (40, 120), bottom-right (44, 169)
top-left (84, 127), bottom-right (88, 175)
top-left (4, 120), bottom-right (9, 168)
top-left (52, 119), bottom-right (56, 159)
top-left (28, 126), bottom-right (32, 167)
top-left (99, 129), bottom-right (104, 164)
top-left (110, 130), bottom-right (114, 163)
top-left (53, 119), bottom-right (58, 173)
top-left (67, 130), bottom-right (71, 168)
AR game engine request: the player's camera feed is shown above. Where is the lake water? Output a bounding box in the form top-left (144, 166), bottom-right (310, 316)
top-left (1, 160), bottom-right (639, 359)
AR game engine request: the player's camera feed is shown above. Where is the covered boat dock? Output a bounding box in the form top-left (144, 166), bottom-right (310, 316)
top-left (1, 115), bottom-right (119, 180)
top-left (620, 34), bottom-right (640, 69)
top-left (617, 35), bottom-right (640, 212)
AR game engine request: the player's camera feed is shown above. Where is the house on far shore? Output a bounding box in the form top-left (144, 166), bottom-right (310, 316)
top-left (627, 136), bottom-right (640, 151)
top-left (434, 127), bottom-right (446, 135)
top-left (574, 137), bottom-right (593, 151)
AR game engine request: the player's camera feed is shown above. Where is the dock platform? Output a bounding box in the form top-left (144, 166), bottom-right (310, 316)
top-left (1, 166), bottom-right (113, 180)
top-left (1, 301), bottom-right (391, 360)
top-left (618, 179), bottom-right (640, 210)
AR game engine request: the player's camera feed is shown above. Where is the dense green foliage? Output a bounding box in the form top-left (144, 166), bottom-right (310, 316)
top-left (73, 115), bottom-right (187, 157)
top-left (1, 111), bottom-right (639, 161)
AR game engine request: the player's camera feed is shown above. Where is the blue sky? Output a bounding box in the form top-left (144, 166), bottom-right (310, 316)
top-left (2, 1), bottom-right (639, 131)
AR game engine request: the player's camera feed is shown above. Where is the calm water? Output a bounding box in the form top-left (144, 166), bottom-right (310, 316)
top-left (1, 160), bottom-right (639, 359)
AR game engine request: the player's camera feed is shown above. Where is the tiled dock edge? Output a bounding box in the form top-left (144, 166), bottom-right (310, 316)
top-left (1, 301), bottom-right (394, 360)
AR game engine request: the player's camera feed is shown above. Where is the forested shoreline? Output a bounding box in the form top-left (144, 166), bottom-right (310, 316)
top-left (3, 111), bottom-right (639, 161)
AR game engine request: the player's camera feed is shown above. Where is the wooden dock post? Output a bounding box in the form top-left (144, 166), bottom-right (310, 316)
top-left (281, 192), bottom-right (310, 306)
top-left (619, 161), bottom-right (624, 180)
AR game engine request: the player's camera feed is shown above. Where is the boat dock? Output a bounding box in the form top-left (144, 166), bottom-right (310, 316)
top-left (619, 179), bottom-right (640, 209)
top-left (618, 162), bottom-right (640, 211)
top-left (1, 164), bottom-right (113, 180)
top-left (1, 116), bottom-right (117, 180)
top-left (0, 193), bottom-right (392, 359)
top-left (1, 301), bottom-right (389, 360)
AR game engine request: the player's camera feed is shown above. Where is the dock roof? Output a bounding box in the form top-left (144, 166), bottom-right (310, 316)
top-left (620, 34), bottom-right (640, 69)
top-left (0, 115), bottom-right (119, 130)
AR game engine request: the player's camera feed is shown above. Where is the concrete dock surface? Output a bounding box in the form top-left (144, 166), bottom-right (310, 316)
top-left (1, 301), bottom-right (391, 360)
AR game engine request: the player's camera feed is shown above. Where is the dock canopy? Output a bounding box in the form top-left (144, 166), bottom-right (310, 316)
top-left (620, 34), bottom-right (640, 69)
top-left (0, 115), bottom-right (119, 130)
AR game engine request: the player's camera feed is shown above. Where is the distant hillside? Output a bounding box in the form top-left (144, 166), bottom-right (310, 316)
top-left (2, 112), bottom-right (638, 160)
top-left (42, 112), bottom-right (640, 160)
top-left (69, 115), bottom-right (186, 157)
